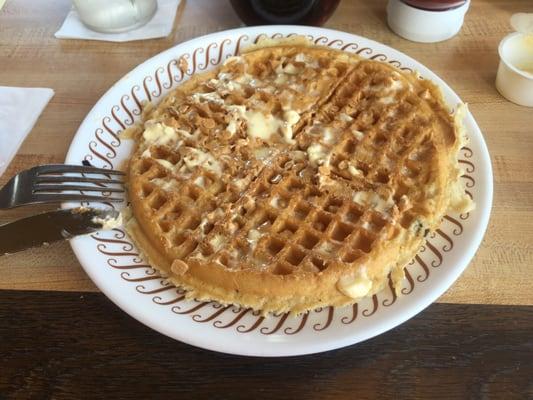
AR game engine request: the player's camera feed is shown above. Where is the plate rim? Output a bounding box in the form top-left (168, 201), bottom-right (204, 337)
top-left (65, 25), bottom-right (493, 357)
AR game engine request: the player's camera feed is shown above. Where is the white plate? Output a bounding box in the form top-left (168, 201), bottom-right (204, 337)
top-left (65, 26), bottom-right (493, 357)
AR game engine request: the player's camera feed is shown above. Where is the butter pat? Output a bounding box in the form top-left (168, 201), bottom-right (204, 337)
top-left (247, 229), bottom-right (262, 249)
top-left (281, 110), bottom-right (300, 143)
top-left (254, 146), bottom-right (274, 160)
top-left (191, 91), bottom-right (224, 105)
top-left (284, 110), bottom-right (300, 126)
top-left (348, 165), bottom-right (363, 177)
top-left (143, 122), bottom-right (178, 147)
top-left (352, 129), bottom-right (365, 140)
top-left (323, 127), bottom-right (335, 144)
top-left (225, 104), bottom-right (247, 117)
top-left (224, 104), bottom-right (299, 144)
top-left (353, 191), bottom-right (395, 215)
top-left (226, 119), bottom-right (238, 135)
top-left (448, 168), bottom-right (475, 214)
top-left (307, 143), bottom-right (328, 166)
top-left (223, 55), bottom-right (243, 65)
top-left (92, 210), bottom-right (123, 230)
top-left (209, 234), bottom-right (225, 252)
top-left (233, 177), bottom-right (249, 191)
top-left (155, 158), bottom-right (175, 170)
top-left (390, 264), bottom-right (406, 296)
top-left (244, 110), bottom-right (281, 141)
top-left (151, 178), bottom-right (178, 191)
top-left (194, 176), bottom-right (206, 188)
top-left (339, 113), bottom-right (353, 122)
top-left (182, 148), bottom-right (222, 176)
top-left (337, 269), bottom-right (373, 299)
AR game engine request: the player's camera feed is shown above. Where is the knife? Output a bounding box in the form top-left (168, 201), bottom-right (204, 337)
top-left (0, 208), bottom-right (120, 256)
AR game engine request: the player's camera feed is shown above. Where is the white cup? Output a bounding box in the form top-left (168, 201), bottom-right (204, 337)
top-left (495, 32), bottom-right (533, 107)
top-left (72, 0), bottom-right (158, 33)
top-left (387, 0), bottom-right (470, 43)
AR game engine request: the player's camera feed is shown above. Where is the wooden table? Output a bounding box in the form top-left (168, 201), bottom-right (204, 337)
top-left (1, 0), bottom-right (532, 398)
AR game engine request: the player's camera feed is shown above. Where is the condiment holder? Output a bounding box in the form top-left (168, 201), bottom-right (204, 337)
top-left (386, 0), bottom-right (470, 43)
top-left (495, 13), bottom-right (533, 107)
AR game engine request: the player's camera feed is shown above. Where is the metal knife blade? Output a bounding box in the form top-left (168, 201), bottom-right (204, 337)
top-left (0, 208), bottom-right (120, 256)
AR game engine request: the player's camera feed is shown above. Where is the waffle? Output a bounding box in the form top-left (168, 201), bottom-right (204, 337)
top-left (125, 38), bottom-right (473, 314)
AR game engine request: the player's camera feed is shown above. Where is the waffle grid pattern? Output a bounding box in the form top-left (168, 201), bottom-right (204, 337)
top-left (126, 43), bottom-right (461, 312)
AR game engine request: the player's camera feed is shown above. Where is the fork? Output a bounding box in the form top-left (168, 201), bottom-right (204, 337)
top-left (0, 164), bottom-right (125, 209)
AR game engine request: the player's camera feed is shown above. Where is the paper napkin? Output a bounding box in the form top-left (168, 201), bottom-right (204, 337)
top-left (0, 87), bottom-right (54, 177)
top-left (54, 0), bottom-right (181, 42)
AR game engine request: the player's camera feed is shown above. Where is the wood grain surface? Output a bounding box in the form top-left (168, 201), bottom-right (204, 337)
top-left (0, 0), bottom-right (532, 307)
top-left (0, 290), bottom-right (531, 399)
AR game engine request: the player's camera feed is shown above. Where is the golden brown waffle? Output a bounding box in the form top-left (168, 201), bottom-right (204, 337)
top-left (125, 39), bottom-right (473, 314)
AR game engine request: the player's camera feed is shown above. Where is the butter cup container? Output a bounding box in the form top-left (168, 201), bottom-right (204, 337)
top-left (496, 32), bottom-right (533, 107)
top-left (386, 0), bottom-right (470, 43)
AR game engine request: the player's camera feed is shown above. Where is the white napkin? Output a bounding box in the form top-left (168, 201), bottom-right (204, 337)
top-left (54, 0), bottom-right (181, 42)
top-left (0, 87), bottom-right (54, 177)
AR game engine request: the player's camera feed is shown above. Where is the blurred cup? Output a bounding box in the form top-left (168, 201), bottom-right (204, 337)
top-left (72, 0), bottom-right (158, 33)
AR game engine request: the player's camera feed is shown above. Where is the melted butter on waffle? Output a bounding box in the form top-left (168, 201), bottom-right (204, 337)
top-left (125, 38), bottom-right (474, 314)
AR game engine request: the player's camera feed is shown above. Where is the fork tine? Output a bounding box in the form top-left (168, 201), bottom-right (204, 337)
top-left (35, 164), bottom-right (125, 176)
top-left (33, 184), bottom-right (124, 193)
top-left (32, 194), bottom-right (125, 203)
top-left (35, 176), bottom-right (124, 184)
